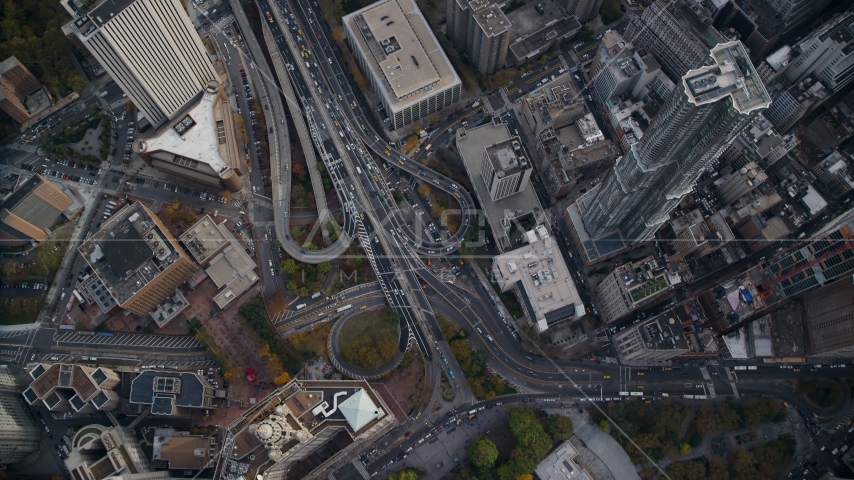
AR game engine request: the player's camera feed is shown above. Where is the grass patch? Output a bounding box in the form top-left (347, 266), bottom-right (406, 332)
top-left (142, 428), bottom-right (155, 444)
top-left (339, 308), bottom-right (400, 370)
top-left (795, 379), bottom-right (843, 409)
top-left (327, 242), bottom-right (376, 294)
top-left (139, 442), bottom-right (153, 462)
top-left (0, 297), bottom-right (43, 325)
top-left (287, 323), bottom-right (332, 360)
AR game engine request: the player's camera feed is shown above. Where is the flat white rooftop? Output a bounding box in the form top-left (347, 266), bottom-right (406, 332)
top-left (134, 83), bottom-right (231, 176)
top-left (344, 0), bottom-right (459, 109)
top-left (492, 226), bottom-right (582, 331)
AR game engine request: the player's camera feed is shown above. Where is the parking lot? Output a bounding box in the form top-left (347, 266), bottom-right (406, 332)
top-left (53, 331), bottom-right (205, 350)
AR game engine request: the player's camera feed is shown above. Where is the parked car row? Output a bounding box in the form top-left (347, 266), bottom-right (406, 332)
top-left (1, 283), bottom-right (48, 290)
top-left (44, 169), bottom-right (97, 185)
top-left (134, 180), bottom-right (230, 203)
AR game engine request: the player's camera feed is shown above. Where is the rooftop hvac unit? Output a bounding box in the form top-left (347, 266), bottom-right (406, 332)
top-left (381, 38), bottom-right (390, 46)
top-left (385, 46), bottom-right (395, 54)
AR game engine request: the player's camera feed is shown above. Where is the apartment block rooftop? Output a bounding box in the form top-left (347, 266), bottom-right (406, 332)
top-left (636, 312), bottom-right (690, 352)
top-left (684, 41), bottom-right (771, 113)
top-left (492, 225), bottom-right (583, 331)
top-left (485, 137), bottom-right (530, 177)
top-left (77, 202), bottom-right (184, 307)
top-left (509, 16), bottom-right (580, 64)
top-left (470, 0), bottom-right (510, 37)
top-left (23, 363), bottom-right (119, 412)
top-left (621, 256), bottom-right (680, 304)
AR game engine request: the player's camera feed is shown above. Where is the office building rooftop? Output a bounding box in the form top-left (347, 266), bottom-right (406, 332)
top-left (492, 226), bottom-right (583, 331)
top-left (78, 202), bottom-right (184, 306)
top-left (180, 215), bottom-right (230, 264)
top-left (218, 380), bottom-right (394, 480)
top-left (129, 370), bottom-right (213, 415)
top-left (684, 42), bottom-right (771, 113)
top-left (534, 440), bottom-right (591, 480)
top-left (181, 216), bottom-right (258, 309)
top-left (70, 0), bottom-right (137, 27)
top-left (765, 45), bottom-right (792, 72)
top-left (344, 0), bottom-right (457, 104)
top-left (152, 428), bottom-right (213, 470)
top-left (457, 123), bottom-right (545, 252)
top-left (618, 256), bottom-right (680, 304)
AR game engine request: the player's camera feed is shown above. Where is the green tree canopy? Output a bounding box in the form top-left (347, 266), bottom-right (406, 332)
top-left (281, 258), bottom-right (297, 274)
top-left (466, 435), bottom-right (499, 470)
top-left (547, 414), bottom-right (574, 441)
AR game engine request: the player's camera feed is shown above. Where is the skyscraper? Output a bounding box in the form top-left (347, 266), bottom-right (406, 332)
top-left (624, 1), bottom-right (716, 82)
top-left (446, 0), bottom-right (510, 75)
top-left (61, 0), bottom-right (217, 129)
top-left (581, 42), bottom-right (770, 244)
top-left (0, 56), bottom-right (46, 124)
top-left (565, 0), bottom-right (605, 24)
top-left (0, 370), bottom-right (41, 465)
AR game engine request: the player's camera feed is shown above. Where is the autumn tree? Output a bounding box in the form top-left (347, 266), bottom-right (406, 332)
top-left (219, 190), bottom-right (233, 202)
top-left (274, 371), bottom-right (290, 385)
top-left (388, 468), bottom-right (421, 480)
top-left (417, 184), bottom-right (431, 198)
top-left (2, 262), bottom-right (21, 277)
top-left (234, 114), bottom-right (247, 144)
top-left (292, 161), bottom-right (307, 182)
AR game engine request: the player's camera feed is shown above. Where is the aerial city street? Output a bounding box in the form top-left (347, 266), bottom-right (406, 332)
top-left (0, 0), bottom-right (854, 478)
